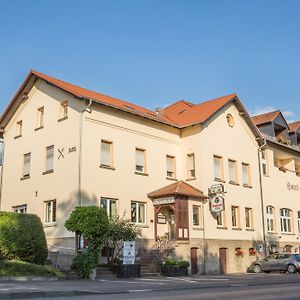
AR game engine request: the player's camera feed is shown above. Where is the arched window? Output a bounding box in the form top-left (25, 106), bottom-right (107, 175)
top-left (283, 245), bottom-right (292, 254)
top-left (266, 206), bottom-right (275, 232)
top-left (280, 208), bottom-right (292, 233)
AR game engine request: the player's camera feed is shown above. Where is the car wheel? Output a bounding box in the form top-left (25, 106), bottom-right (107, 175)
top-left (253, 264), bottom-right (262, 273)
top-left (287, 264), bottom-right (297, 274)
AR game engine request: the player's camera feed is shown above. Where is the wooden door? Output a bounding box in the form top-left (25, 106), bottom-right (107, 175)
top-left (219, 248), bottom-right (227, 274)
top-left (190, 248), bottom-right (198, 274)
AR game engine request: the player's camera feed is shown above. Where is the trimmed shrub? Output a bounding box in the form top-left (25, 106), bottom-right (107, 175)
top-left (0, 212), bottom-right (48, 265)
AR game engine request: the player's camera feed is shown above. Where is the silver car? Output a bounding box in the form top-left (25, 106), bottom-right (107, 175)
top-left (249, 253), bottom-right (300, 273)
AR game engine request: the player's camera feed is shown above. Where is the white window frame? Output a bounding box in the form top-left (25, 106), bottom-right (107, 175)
top-left (16, 120), bottom-right (22, 137)
top-left (187, 153), bottom-right (195, 179)
top-left (101, 140), bottom-right (113, 168)
top-left (228, 159), bottom-right (238, 183)
top-left (192, 205), bottom-right (202, 227)
top-left (261, 149), bottom-right (269, 176)
top-left (36, 106), bottom-right (44, 129)
top-left (266, 206), bottom-right (275, 232)
top-left (214, 155), bottom-right (223, 181)
top-left (231, 206), bottom-right (240, 228)
top-left (100, 197), bottom-right (118, 218)
top-left (131, 201), bottom-right (146, 224)
top-left (44, 200), bottom-right (56, 224)
top-left (135, 148), bottom-right (146, 174)
top-left (280, 208), bottom-right (292, 233)
top-left (242, 163), bottom-right (251, 186)
top-left (45, 145), bottom-right (54, 172)
top-left (13, 204), bottom-right (27, 213)
top-left (245, 207), bottom-right (253, 229)
top-left (59, 101), bottom-right (68, 120)
top-left (217, 210), bottom-right (226, 227)
top-left (166, 155), bottom-right (176, 179)
top-left (23, 152), bottom-right (31, 178)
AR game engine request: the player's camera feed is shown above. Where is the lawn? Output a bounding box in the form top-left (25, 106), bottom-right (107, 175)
top-left (0, 260), bottom-right (65, 278)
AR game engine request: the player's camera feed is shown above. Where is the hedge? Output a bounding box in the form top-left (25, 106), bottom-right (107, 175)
top-left (0, 212), bottom-right (48, 265)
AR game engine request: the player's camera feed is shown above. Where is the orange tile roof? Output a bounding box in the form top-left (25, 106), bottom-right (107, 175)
top-left (162, 94), bottom-right (237, 126)
top-left (289, 122), bottom-right (300, 133)
top-left (252, 111), bottom-right (281, 126)
top-left (147, 180), bottom-right (208, 199)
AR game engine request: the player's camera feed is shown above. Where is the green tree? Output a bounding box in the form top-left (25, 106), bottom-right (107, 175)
top-left (65, 206), bottom-right (109, 278)
top-left (106, 216), bottom-right (141, 265)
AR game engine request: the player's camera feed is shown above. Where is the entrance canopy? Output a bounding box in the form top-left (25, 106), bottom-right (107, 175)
top-left (147, 180), bottom-right (208, 200)
top-left (148, 181), bottom-right (208, 241)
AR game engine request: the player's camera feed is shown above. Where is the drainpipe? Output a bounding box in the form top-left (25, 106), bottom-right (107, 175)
top-left (258, 138), bottom-right (267, 257)
top-left (202, 199), bottom-right (207, 274)
top-left (78, 98), bottom-right (93, 207)
top-left (0, 134), bottom-right (4, 211)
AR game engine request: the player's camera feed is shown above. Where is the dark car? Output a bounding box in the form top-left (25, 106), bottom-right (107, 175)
top-left (248, 253), bottom-right (300, 273)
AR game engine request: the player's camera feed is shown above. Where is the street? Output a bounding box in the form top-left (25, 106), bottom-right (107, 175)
top-left (1, 273), bottom-right (300, 299)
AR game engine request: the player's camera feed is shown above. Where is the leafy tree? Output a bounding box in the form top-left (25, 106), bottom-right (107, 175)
top-left (106, 216), bottom-right (141, 264)
top-left (65, 206), bottom-right (109, 278)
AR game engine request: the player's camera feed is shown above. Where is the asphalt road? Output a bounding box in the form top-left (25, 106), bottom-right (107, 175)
top-left (1, 273), bottom-right (300, 299)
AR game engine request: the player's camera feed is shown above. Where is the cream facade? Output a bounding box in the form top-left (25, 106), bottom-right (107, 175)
top-left (1, 71), bottom-right (299, 274)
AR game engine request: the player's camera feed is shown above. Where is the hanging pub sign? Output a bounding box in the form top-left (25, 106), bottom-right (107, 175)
top-left (210, 195), bottom-right (225, 213)
top-left (208, 184), bottom-right (224, 195)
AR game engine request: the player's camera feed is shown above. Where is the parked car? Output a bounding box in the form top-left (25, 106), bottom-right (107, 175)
top-left (248, 253), bottom-right (300, 273)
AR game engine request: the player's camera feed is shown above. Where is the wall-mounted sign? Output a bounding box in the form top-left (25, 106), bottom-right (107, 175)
top-left (210, 195), bottom-right (225, 213)
top-left (69, 147), bottom-right (76, 153)
top-left (123, 241), bottom-right (135, 265)
top-left (208, 184), bottom-right (224, 195)
top-left (153, 197), bottom-right (175, 206)
top-left (287, 182), bottom-right (300, 191)
top-left (157, 213), bottom-right (166, 224)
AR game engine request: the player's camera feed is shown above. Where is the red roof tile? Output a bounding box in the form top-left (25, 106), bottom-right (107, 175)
top-left (252, 111), bottom-right (281, 126)
top-left (147, 180), bottom-right (208, 199)
top-left (289, 122), bottom-right (300, 133)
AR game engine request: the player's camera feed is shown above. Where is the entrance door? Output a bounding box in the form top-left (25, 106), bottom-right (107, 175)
top-left (190, 248), bottom-right (198, 274)
top-left (219, 248), bottom-right (227, 274)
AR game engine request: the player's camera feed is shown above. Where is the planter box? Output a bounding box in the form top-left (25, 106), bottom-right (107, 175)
top-left (161, 265), bottom-right (188, 276)
top-left (112, 263), bottom-right (141, 278)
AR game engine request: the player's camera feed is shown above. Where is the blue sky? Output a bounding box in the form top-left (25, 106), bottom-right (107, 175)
top-left (1, 0), bottom-right (300, 121)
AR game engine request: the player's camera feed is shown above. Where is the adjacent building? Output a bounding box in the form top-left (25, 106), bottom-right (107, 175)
top-left (0, 70), bottom-right (299, 274)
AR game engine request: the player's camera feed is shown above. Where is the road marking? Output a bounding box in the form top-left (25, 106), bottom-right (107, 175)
top-left (129, 289), bottom-right (153, 292)
top-left (98, 279), bottom-right (163, 285)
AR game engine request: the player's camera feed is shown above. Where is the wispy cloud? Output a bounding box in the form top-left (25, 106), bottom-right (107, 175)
top-left (251, 106), bottom-right (295, 122)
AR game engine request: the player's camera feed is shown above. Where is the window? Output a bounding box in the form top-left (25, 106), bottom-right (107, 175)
top-left (23, 153), bottom-right (31, 178)
top-left (231, 206), bottom-right (240, 228)
top-left (266, 206), bottom-right (275, 232)
top-left (242, 163), bottom-right (251, 186)
top-left (101, 140), bottom-right (113, 168)
top-left (44, 200), bottom-right (56, 224)
top-left (298, 211), bottom-right (300, 233)
top-left (187, 154), bottom-right (195, 178)
top-left (59, 101), bottom-right (68, 120)
top-left (45, 145), bottom-right (54, 172)
top-left (13, 204), bottom-right (27, 213)
top-left (217, 210), bottom-right (226, 227)
top-left (36, 106), bottom-right (44, 129)
top-left (166, 155), bottom-right (176, 178)
top-left (245, 207), bottom-right (253, 229)
top-left (214, 155), bottom-right (223, 181)
top-left (135, 148), bottom-right (146, 173)
top-left (280, 208), bottom-right (292, 233)
top-left (193, 205), bottom-right (202, 226)
top-left (100, 197), bottom-right (118, 217)
top-left (261, 149), bottom-right (269, 176)
top-left (131, 201), bottom-right (146, 224)
top-left (228, 159), bottom-right (238, 183)
top-left (15, 120), bottom-right (22, 138)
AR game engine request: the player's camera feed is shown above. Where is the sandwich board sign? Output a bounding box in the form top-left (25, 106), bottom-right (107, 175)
top-left (123, 241), bottom-right (135, 265)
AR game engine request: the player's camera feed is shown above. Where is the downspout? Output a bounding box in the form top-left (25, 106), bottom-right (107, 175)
top-left (0, 133), bottom-right (5, 211)
top-left (257, 138), bottom-right (267, 257)
top-left (78, 98), bottom-right (93, 207)
top-left (202, 198), bottom-right (207, 274)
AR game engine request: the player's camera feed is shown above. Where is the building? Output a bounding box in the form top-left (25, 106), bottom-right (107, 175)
top-left (0, 70), bottom-right (299, 274)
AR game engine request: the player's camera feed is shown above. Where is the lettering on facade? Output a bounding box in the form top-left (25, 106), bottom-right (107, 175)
top-left (153, 197), bottom-right (175, 206)
top-left (287, 182), bottom-right (300, 191)
top-left (69, 146), bottom-right (76, 153)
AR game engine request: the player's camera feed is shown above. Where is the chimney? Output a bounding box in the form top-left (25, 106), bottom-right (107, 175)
top-left (155, 107), bottom-right (164, 115)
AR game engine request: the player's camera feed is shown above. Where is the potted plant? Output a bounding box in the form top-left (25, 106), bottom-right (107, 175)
top-left (161, 258), bottom-right (189, 276)
top-left (235, 248), bottom-right (243, 257)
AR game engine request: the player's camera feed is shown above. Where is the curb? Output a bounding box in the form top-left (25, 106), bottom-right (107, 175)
top-left (0, 277), bottom-right (59, 282)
